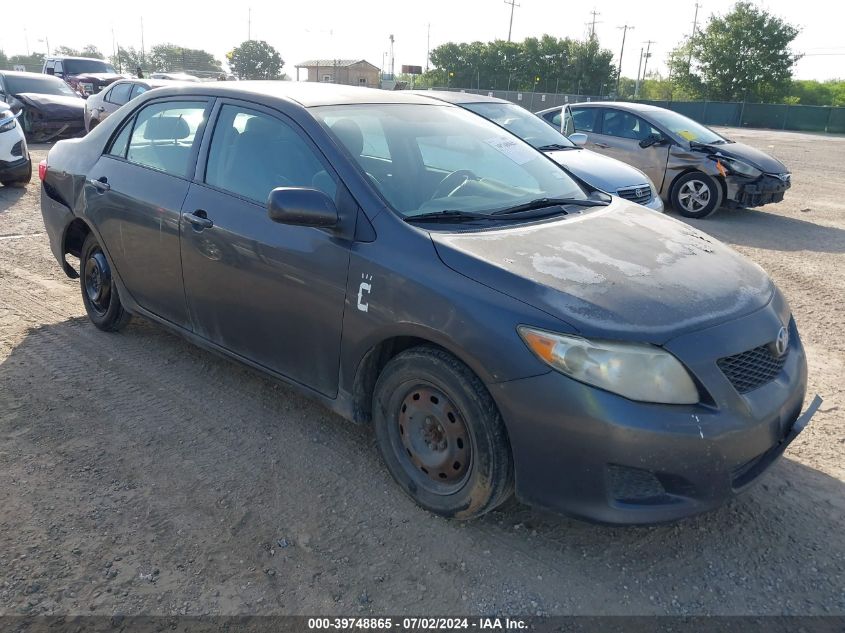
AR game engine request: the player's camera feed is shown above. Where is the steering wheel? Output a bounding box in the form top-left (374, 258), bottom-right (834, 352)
top-left (431, 170), bottom-right (479, 200)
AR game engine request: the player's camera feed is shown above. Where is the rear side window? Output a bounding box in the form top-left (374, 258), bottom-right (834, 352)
top-left (108, 120), bottom-right (133, 158)
top-left (125, 101), bottom-right (207, 177)
top-left (570, 108), bottom-right (599, 132)
top-left (204, 104), bottom-right (336, 203)
top-left (130, 84), bottom-right (148, 99)
top-left (542, 110), bottom-right (561, 127)
top-left (106, 83), bottom-right (132, 105)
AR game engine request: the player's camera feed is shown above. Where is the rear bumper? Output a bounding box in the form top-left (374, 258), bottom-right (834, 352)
top-left (490, 299), bottom-right (813, 524)
top-left (726, 173), bottom-right (791, 208)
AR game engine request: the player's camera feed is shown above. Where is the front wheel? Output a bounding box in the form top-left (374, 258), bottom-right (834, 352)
top-left (373, 346), bottom-right (513, 520)
top-left (670, 171), bottom-right (723, 219)
top-left (80, 233), bottom-right (132, 331)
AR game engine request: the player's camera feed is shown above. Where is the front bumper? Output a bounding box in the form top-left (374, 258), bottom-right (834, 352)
top-left (491, 299), bottom-right (814, 524)
top-left (726, 173), bottom-right (791, 208)
top-left (643, 195), bottom-right (665, 212)
top-left (0, 157), bottom-right (32, 181)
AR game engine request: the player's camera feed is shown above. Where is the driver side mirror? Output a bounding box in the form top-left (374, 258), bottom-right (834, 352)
top-left (267, 187), bottom-right (338, 228)
top-left (568, 133), bottom-right (587, 147)
top-left (639, 133), bottom-right (666, 149)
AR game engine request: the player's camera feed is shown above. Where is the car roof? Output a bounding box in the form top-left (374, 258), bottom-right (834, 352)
top-left (409, 90), bottom-right (513, 105)
top-left (46, 56), bottom-right (110, 62)
top-left (110, 78), bottom-right (174, 89)
top-left (134, 81), bottom-right (454, 108)
top-left (568, 101), bottom-right (667, 114)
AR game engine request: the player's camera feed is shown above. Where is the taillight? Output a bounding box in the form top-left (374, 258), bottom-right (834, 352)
top-left (38, 160), bottom-right (48, 182)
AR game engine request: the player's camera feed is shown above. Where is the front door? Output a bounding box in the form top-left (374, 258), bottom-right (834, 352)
top-left (85, 98), bottom-right (210, 328)
top-left (587, 108), bottom-right (670, 189)
top-left (179, 102), bottom-right (350, 396)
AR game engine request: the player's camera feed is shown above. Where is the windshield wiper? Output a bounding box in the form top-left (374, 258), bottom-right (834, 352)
top-left (536, 143), bottom-right (576, 151)
top-left (404, 210), bottom-right (498, 224)
top-left (491, 197), bottom-right (609, 215)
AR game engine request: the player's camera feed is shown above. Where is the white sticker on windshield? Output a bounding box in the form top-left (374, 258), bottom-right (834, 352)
top-left (484, 137), bottom-right (537, 165)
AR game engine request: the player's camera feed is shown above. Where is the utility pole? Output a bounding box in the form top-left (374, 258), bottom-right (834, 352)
top-left (587, 9), bottom-right (601, 38)
top-left (504, 0), bottom-right (520, 43)
top-left (248, 7), bottom-right (251, 40)
top-left (426, 23), bottom-right (431, 72)
top-left (635, 47), bottom-right (643, 97)
top-left (389, 34), bottom-right (395, 78)
top-left (688, 2), bottom-right (702, 70)
top-left (641, 39), bottom-right (655, 83)
top-left (140, 17), bottom-right (145, 68)
top-left (615, 24), bottom-right (633, 96)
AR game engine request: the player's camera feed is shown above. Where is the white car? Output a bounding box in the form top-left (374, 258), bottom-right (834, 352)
top-left (0, 102), bottom-right (31, 187)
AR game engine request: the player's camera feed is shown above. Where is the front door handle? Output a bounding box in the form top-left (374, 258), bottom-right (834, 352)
top-left (183, 209), bottom-right (214, 229)
top-left (88, 176), bottom-right (110, 192)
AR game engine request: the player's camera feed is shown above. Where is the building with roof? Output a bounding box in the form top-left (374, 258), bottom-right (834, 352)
top-left (294, 59), bottom-right (380, 88)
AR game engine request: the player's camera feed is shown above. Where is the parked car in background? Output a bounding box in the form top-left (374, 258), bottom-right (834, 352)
top-left (42, 56), bottom-right (123, 97)
top-left (0, 102), bottom-right (31, 186)
top-left (150, 72), bottom-right (201, 82)
top-left (537, 102), bottom-right (791, 218)
top-left (0, 71), bottom-right (85, 142)
top-left (84, 79), bottom-right (173, 132)
top-left (40, 82), bottom-right (814, 524)
top-left (416, 92), bottom-right (663, 211)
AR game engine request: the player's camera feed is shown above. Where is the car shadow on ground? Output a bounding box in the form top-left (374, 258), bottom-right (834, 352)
top-left (676, 207), bottom-right (845, 254)
top-left (0, 184), bottom-right (27, 214)
top-left (1, 315), bottom-right (842, 614)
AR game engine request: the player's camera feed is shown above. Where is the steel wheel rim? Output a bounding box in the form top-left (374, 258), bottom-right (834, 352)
top-left (678, 179), bottom-right (711, 213)
top-left (393, 383), bottom-right (472, 495)
top-left (84, 248), bottom-right (112, 315)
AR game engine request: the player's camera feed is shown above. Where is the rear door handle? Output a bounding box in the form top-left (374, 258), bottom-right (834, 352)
top-left (183, 209), bottom-right (214, 229)
top-left (88, 176), bottom-right (110, 192)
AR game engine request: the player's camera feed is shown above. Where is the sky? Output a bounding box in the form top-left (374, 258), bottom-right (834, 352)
top-left (3, 0), bottom-right (844, 82)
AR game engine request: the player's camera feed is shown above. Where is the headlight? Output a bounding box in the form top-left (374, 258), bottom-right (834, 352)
top-left (714, 156), bottom-right (762, 179)
top-left (518, 326), bottom-right (699, 404)
top-left (0, 110), bottom-right (17, 133)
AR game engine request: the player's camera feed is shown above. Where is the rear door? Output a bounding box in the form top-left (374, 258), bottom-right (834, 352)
top-left (179, 100), bottom-right (351, 396)
top-left (588, 108), bottom-right (670, 187)
top-left (84, 98), bottom-right (211, 328)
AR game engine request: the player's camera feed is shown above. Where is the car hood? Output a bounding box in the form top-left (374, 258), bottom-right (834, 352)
top-left (70, 72), bottom-right (122, 82)
top-left (693, 141), bottom-right (787, 174)
top-left (546, 148), bottom-right (651, 192)
top-left (15, 93), bottom-right (85, 117)
top-left (430, 200), bottom-right (774, 343)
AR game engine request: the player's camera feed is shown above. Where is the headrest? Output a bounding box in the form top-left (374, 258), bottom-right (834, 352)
top-left (143, 116), bottom-right (190, 140)
top-left (243, 114), bottom-right (281, 138)
top-left (330, 118), bottom-right (364, 156)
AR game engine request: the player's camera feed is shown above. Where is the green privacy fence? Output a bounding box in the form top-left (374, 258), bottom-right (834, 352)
top-left (617, 100), bottom-right (844, 134)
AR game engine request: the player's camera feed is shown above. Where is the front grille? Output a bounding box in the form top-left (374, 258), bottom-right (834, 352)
top-left (617, 185), bottom-right (652, 205)
top-left (11, 141), bottom-right (24, 157)
top-left (607, 464), bottom-right (666, 503)
top-left (717, 344), bottom-right (787, 394)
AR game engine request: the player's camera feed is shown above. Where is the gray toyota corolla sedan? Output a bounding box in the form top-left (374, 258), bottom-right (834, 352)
top-left (413, 91), bottom-right (664, 212)
top-left (39, 82), bottom-right (818, 524)
top-left (538, 102), bottom-right (792, 219)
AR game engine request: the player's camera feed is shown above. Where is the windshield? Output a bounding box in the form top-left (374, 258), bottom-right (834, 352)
top-left (5, 74), bottom-right (78, 97)
top-left (313, 104), bottom-right (586, 218)
top-left (648, 109), bottom-right (726, 144)
top-left (462, 102), bottom-right (575, 150)
top-left (63, 59), bottom-right (116, 75)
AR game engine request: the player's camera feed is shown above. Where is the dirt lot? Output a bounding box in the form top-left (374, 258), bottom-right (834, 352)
top-left (1, 128), bottom-right (843, 617)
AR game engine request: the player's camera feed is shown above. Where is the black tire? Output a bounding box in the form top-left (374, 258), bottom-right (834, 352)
top-left (80, 233), bottom-right (132, 332)
top-left (670, 171), bottom-right (723, 219)
top-left (373, 346), bottom-right (513, 520)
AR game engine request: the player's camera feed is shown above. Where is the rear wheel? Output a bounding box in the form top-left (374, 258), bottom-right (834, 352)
top-left (373, 346), bottom-right (513, 519)
top-left (80, 233), bottom-right (132, 332)
top-left (671, 171), bottom-right (723, 219)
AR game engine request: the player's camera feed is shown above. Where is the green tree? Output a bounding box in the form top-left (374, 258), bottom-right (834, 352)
top-left (8, 53), bottom-right (45, 72)
top-left (110, 46), bottom-right (145, 74)
top-left (53, 45), bottom-right (105, 59)
top-left (673, 1), bottom-right (801, 102)
top-left (149, 44), bottom-right (222, 74)
top-left (226, 40), bottom-right (284, 80)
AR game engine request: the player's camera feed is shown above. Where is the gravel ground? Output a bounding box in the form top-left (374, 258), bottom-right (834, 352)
top-left (0, 128), bottom-right (843, 617)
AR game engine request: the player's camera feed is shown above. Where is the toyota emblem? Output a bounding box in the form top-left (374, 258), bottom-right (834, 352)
top-left (635, 188), bottom-right (645, 198)
top-left (775, 326), bottom-right (789, 357)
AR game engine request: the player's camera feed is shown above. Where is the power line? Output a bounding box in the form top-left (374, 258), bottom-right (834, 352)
top-left (616, 24), bottom-right (634, 95)
top-left (587, 9), bottom-right (601, 38)
top-left (504, 0), bottom-right (521, 43)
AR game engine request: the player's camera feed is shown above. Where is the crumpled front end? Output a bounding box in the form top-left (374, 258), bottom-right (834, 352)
top-left (725, 172), bottom-right (792, 208)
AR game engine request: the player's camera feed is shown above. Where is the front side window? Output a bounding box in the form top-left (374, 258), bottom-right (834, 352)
top-left (130, 84), bottom-right (148, 99)
top-left (205, 105), bottom-right (337, 203)
top-left (570, 108), bottom-right (599, 132)
top-left (313, 103), bottom-right (586, 218)
top-left (601, 110), bottom-right (661, 141)
top-left (106, 82), bottom-right (132, 105)
top-left (54, 61), bottom-right (64, 75)
top-left (108, 120), bottom-right (133, 158)
top-left (126, 100), bottom-right (207, 177)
